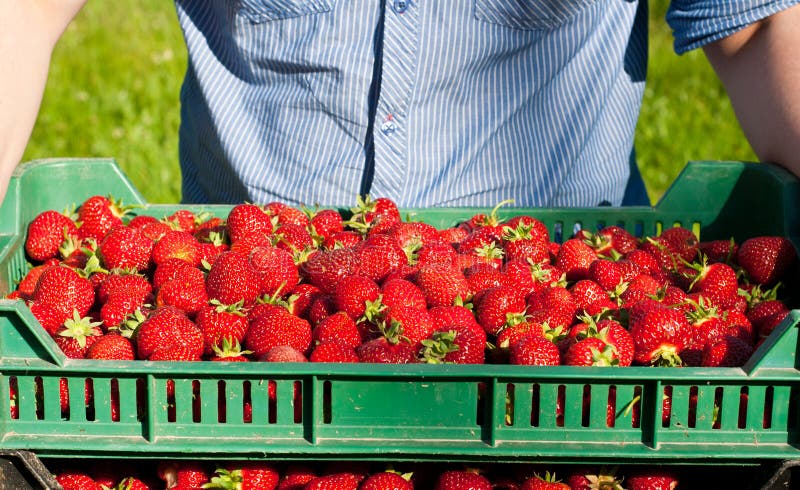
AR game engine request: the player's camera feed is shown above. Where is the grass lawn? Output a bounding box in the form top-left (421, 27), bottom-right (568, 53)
top-left (22, 0), bottom-right (756, 205)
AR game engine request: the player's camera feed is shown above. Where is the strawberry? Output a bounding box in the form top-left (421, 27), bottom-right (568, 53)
top-left (414, 241), bottom-right (458, 268)
top-left (96, 272), bottom-right (152, 304)
top-left (245, 304), bottom-right (312, 357)
top-left (249, 245), bottom-right (300, 297)
top-left (312, 311), bottom-right (363, 348)
top-left (98, 225), bottom-right (154, 271)
top-left (628, 302), bottom-right (691, 366)
top-left (360, 471), bottom-right (414, 490)
top-left (302, 248), bottom-right (359, 293)
top-left (527, 286), bottom-right (576, 321)
top-left (595, 319), bottom-right (634, 367)
top-left (152, 257), bottom-right (195, 291)
top-left (564, 335), bottom-right (619, 366)
top-left (385, 221), bottom-right (441, 249)
top-left (333, 274), bottom-right (381, 320)
top-left (28, 300), bottom-right (71, 335)
top-left (226, 203), bottom-right (273, 244)
top-left (15, 258), bottom-right (59, 299)
top-left (77, 195), bottom-right (131, 241)
top-left (309, 208), bottom-right (344, 243)
top-left (33, 264), bottom-right (95, 318)
top-left (309, 341), bottom-right (360, 363)
top-left (434, 470), bottom-right (491, 490)
top-left (274, 223), bottom-right (314, 254)
top-left (348, 195), bottom-right (401, 234)
top-left (53, 312), bottom-right (102, 359)
top-left (135, 306), bottom-right (204, 361)
top-left (509, 335), bottom-right (561, 366)
top-left (428, 304), bottom-right (482, 332)
top-left (570, 279), bottom-right (615, 317)
top-left (737, 236), bottom-right (797, 285)
top-left (555, 238), bottom-right (597, 281)
top-left (684, 260), bottom-right (739, 309)
top-left (702, 335), bottom-right (754, 367)
top-left (206, 251), bottom-right (262, 306)
top-left (55, 471), bottom-right (102, 490)
top-left (356, 322), bottom-right (417, 364)
top-left (164, 209), bottom-right (200, 233)
top-left (206, 463), bottom-right (280, 490)
top-left (501, 221), bottom-right (550, 264)
top-left (380, 278), bottom-right (427, 310)
top-left (114, 477), bottom-right (151, 490)
top-left (659, 227), bottom-right (699, 263)
top-left (151, 230), bottom-right (200, 266)
top-left (475, 285), bottom-right (527, 336)
top-left (157, 460), bottom-right (210, 490)
top-left (260, 345), bottom-right (309, 362)
top-left (414, 263), bottom-right (471, 308)
top-left (139, 219), bottom-right (173, 241)
top-left (25, 209), bottom-right (79, 262)
top-left (588, 259), bottom-right (623, 291)
top-left (506, 214), bottom-right (550, 243)
top-left (618, 273), bottom-right (661, 309)
top-left (156, 266), bottom-right (208, 316)
top-left (323, 230), bottom-right (364, 250)
top-left (464, 262), bottom-right (506, 294)
top-left (699, 238), bottom-right (738, 264)
top-left (230, 232), bottom-right (274, 257)
top-left (564, 466), bottom-right (624, 490)
top-left (521, 472), bottom-right (570, 490)
top-left (277, 465), bottom-right (317, 490)
top-left (85, 332), bottom-right (136, 360)
top-left (210, 337), bottom-right (252, 362)
top-left (496, 321), bottom-right (546, 350)
top-left (305, 472), bottom-right (364, 490)
top-left (353, 236), bottom-right (408, 282)
top-left (420, 324), bottom-right (486, 364)
top-left (375, 305), bottom-right (432, 346)
top-left (624, 469), bottom-right (678, 490)
top-left (747, 299), bottom-right (790, 338)
top-left (196, 300), bottom-right (249, 356)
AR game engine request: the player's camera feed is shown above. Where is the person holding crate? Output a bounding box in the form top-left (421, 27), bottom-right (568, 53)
top-left (1, 1), bottom-right (798, 208)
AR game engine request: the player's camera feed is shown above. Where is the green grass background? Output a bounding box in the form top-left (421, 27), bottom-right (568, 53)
top-left (22, 0), bottom-right (757, 205)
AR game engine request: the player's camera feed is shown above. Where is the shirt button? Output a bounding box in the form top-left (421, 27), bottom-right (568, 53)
top-left (392, 0), bottom-right (408, 14)
top-left (380, 114), bottom-right (397, 135)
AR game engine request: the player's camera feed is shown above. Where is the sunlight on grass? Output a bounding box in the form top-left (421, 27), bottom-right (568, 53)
top-left (23, 0), bottom-right (757, 205)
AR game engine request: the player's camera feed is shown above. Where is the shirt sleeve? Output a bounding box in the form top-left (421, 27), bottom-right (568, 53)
top-left (666, 0), bottom-right (800, 54)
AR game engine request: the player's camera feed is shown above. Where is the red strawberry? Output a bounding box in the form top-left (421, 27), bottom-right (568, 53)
top-left (521, 472), bottom-right (570, 490)
top-left (624, 469), bottom-right (678, 490)
top-left (302, 248), bottom-right (359, 293)
top-left (380, 278), bottom-right (427, 310)
top-left (15, 258), bottom-right (59, 299)
top-left (588, 259), bottom-right (623, 291)
top-left (333, 275), bottom-right (381, 320)
top-left (98, 225), bottom-right (154, 271)
top-left (277, 465), bottom-right (317, 490)
top-left (210, 337), bottom-right (252, 362)
top-left (152, 258), bottom-right (195, 291)
top-left (464, 262), bottom-right (506, 294)
top-left (360, 472), bottom-right (414, 490)
top-left (55, 471), bottom-right (102, 490)
top-left (702, 335), bottom-right (754, 367)
top-left (246, 304), bottom-right (312, 357)
top-left (434, 470), bottom-right (491, 490)
top-left (420, 324), bottom-right (486, 364)
top-left (274, 223), bottom-right (314, 254)
top-left (563, 336), bottom-right (619, 367)
top-left (206, 463), bottom-right (280, 490)
top-left (309, 208), bottom-right (344, 242)
top-left (85, 332), bottom-right (136, 360)
top-left (570, 279), bottom-right (616, 317)
top-left (157, 460), bottom-right (210, 490)
top-left (699, 238), bottom-right (738, 264)
top-left (33, 264), bottom-right (95, 318)
top-left (151, 230), bottom-right (200, 266)
top-left (684, 260), bottom-right (739, 309)
top-left (596, 319), bottom-right (634, 367)
top-left (501, 221), bottom-right (549, 264)
top-left (428, 304), bottom-right (482, 332)
top-left (312, 311), bottom-right (363, 348)
top-left (509, 335), bottom-right (561, 366)
top-left (226, 203), bottom-right (273, 244)
top-left (414, 263), bottom-right (471, 308)
top-left (206, 251), bottom-right (262, 306)
top-left (261, 345), bottom-right (308, 362)
top-left (414, 241), bottom-right (458, 268)
top-left (353, 237), bottom-right (408, 283)
top-left (135, 306), bottom-right (203, 361)
top-left (382, 305), bottom-right (436, 347)
top-left (386, 221), bottom-right (441, 249)
top-left (249, 245), bottom-right (300, 297)
top-left (356, 323), bottom-right (417, 364)
top-left (25, 209), bottom-right (79, 262)
top-left (309, 341), bottom-right (359, 363)
top-left (305, 473), bottom-right (364, 490)
top-left (156, 266), bottom-right (208, 316)
top-left (28, 300), bottom-right (71, 335)
top-left (659, 227), bottom-right (699, 263)
top-left (527, 286), bottom-right (576, 321)
top-left (737, 236), bottom-right (797, 285)
top-left (77, 195), bottom-right (130, 241)
top-left (164, 209), bottom-right (199, 233)
top-left (555, 238), bottom-right (597, 281)
top-left (196, 300), bottom-right (249, 356)
top-left (628, 302), bottom-right (691, 366)
top-left (564, 466), bottom-right (624, 490)
top-left (475, 285), bottom-right (527, 336)
top-left (747, 299), bottom-right (790, 338)
top-left (323, 230), bottom-right (364, 250)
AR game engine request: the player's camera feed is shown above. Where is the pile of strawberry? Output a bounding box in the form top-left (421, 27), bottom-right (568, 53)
top-left (10, 194), bottom-right (798, 367)
top-left (53, 459), bottom-right (683, 490)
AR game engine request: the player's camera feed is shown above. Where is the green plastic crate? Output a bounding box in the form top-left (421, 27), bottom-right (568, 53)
top-left (0, 158), bottom-right (799, 463)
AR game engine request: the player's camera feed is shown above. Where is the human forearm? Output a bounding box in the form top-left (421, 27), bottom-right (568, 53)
top-left (0, 0), bottom-right (87, 203)
top-left (703, 4), bottom-right (800, 177)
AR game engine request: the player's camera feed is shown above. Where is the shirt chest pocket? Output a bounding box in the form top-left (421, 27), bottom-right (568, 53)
top-left (237, 0), bottom-right (335, 22)
top-left (474, 0), bottom-right (598, 30)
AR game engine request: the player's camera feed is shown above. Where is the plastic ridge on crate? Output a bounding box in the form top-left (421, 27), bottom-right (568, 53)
top-left (0, 158), bottom-right (799, 464)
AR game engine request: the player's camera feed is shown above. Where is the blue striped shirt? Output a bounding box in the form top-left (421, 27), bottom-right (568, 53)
top-left (174, 0), bottom-right (797, 207)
